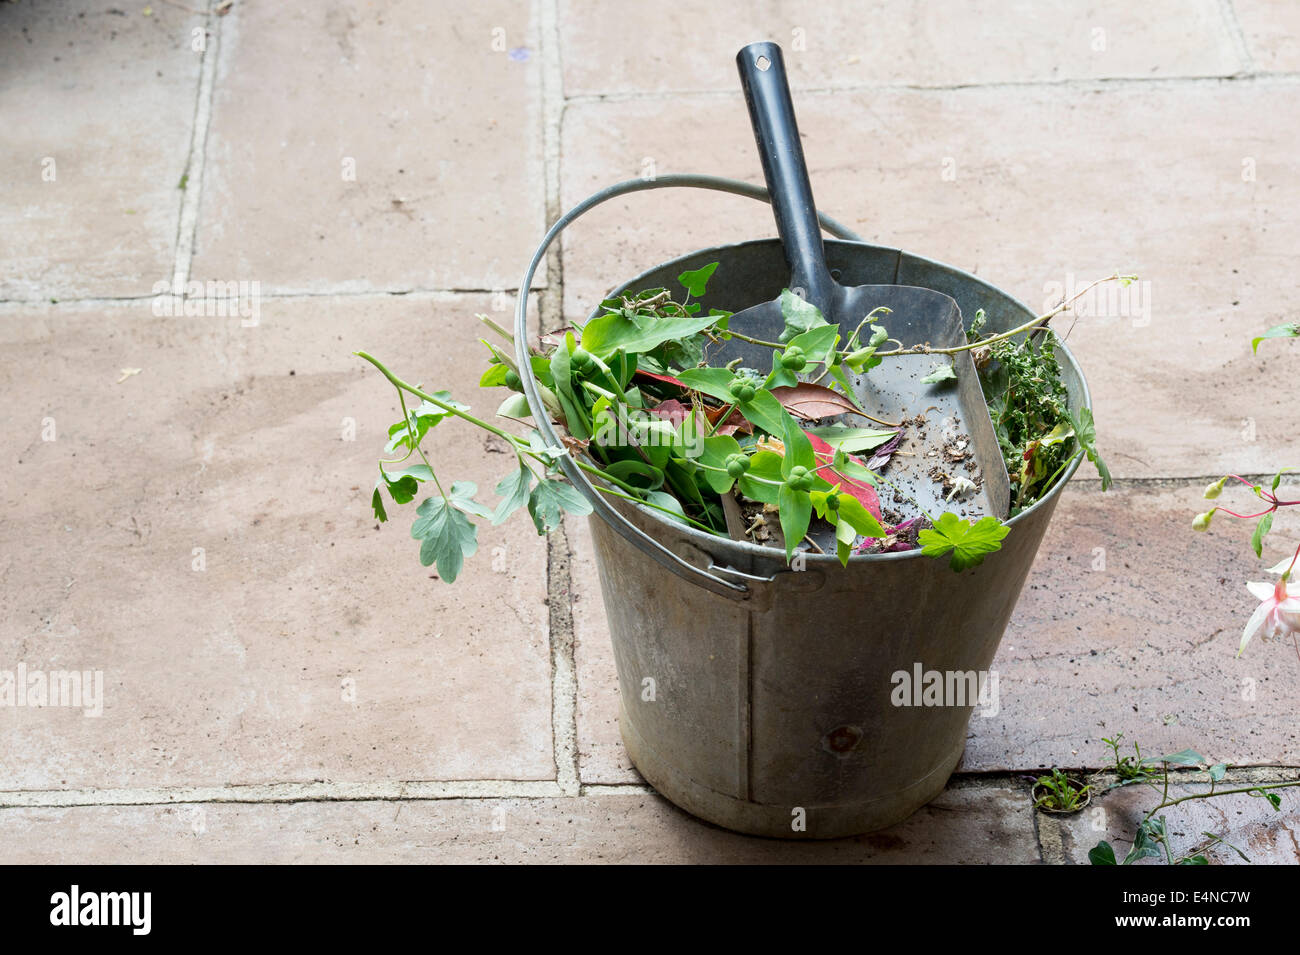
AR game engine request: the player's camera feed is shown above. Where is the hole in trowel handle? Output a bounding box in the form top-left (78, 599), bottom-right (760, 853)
top-left (755, 54), bottom-right (771, 71)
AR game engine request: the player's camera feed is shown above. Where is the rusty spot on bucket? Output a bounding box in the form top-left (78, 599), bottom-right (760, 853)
top-left (823, 724), bottom-right (863, 755)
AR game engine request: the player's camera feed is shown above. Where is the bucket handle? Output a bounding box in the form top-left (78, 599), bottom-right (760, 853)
top-left (513, 174), bottom-right (863, 600)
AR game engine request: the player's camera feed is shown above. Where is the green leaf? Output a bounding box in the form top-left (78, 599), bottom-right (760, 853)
top-left (1251, 323), bottom-right (1300, 353)
top-left (697, 434), bottom-right (742, 494)
top-left (1069, 407), bottom-right (1112, 491)
top-left (1251, 788), bottom-right (1283, 810)
top-left (677, 261), bottom-right (719, 298)
top-left (778, 289), bottom-right (828, 343)
top-left (380, 464), bottom-right (434, 505)
top-left (411, 495), bottom-right (479, 583)
top-left (446, 480), bottom-right (494, 519)
top-left (492, 466), bottom-right (533, 525)
top-left (644, 489), bottom-right (690, 526)
top-left (479, 362), bottom-right (510, 388)
top-left (1251, 512), bottom-right (1274, 558)
top-left (578, 311), bottom-right (717, 359)
top-left (736, 389), bottom-right (787, 437)
top-left (605, 459), bottom-right (665, 491)
top-left (737, 450), bottom-right (784, 505)
top-left (1088, 842), bottom-right (1117, 866)
top-left (1177, 855), bottom-right (1209, 865)
top-left (780, 410), bottom-right (816, 476)
top-left (918, 513), bottom-right (1010, 572)
top-left (549, 335), bottom-right (591, 440)
top-left (778, 484), bottom-right (812, 563)
top-left (806, 425), bottom-right (897, 454)
top-left (674, 367), bottom-right (736, 402)
top-left (1209, 763), bottom-right (1227, 782)
top-left (371, 487), bottom-right (388, 522)
top-left (920, 362), bottom-right (958, 385)
top-left (385, 392), bottom-right (469, 452)
top-left (835, 493), bottom-right (886, 539)
top-left (1152, 748), bottom-right (1205, 766)
top-left (527, 478), bottom-right (593, 534)
top-left (786, 323), bottom-right (840, 368)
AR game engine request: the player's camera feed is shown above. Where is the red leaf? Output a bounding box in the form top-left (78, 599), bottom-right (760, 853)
top-left (805, 431), bottom-right (881, 519)
top-left (647, 399), bottom-right (689, 426)
top-left (633, 369), bottom-right (688, 391)
top-left (769, 383), bottom-right (867, 421)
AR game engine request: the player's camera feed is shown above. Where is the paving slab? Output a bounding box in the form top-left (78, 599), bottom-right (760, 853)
top-left (1232, 0), bottom-right (1300, 73)
top-left (560, 81), bottom-right (1300, 478)
top-left (967, 480), bottom-right (1300, 772)
top-left (570, 518), bottom-right (637, 784)
top-left (0, 2), bottom-right (204, 300)
top-left (570, 480), bottom-right (1300, 781)
top-left (0, 783), bottom-right (1039, 863)
top-left (191, 1), bottom-right (545, 294)
top-left (1051, 773), bottom-right (1300, 864)
top-left (559, 0), bottom-right (1239, 95)
top-left (0, 294), bottom-right (553, 790)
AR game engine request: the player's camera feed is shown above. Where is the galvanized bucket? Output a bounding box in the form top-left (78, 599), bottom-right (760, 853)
top-left (514, 175), bottom-right (1088, 838)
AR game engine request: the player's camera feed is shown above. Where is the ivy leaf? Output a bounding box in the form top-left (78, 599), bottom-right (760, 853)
top-left (920, 362), bottom-right (958, 385)
top-left (1069, 407), bottom-right (1112, 491)
top-left (918, 513), bottom-right (1010, 571)
top-left (1251, 512), bottom-right (1274, 558)
top-left (411, 495), bottom-right (479, 583)
top-left (492, 466), bottom-right (533, 525)
top-left (677, 261), bottom-right (719, 298)
top-left (1251, 323), bottom-right (1300, 353)
top-left (778, 289), bottom-right (829, 343)
top-left (371, 487), bottom-right (388, 522)
top-left (1088, 841), bottom-right (1117, 866)
top-left (1209, 763), bottom-right (1227, 782)
top-left (527, 478), bottom-right (593, 534)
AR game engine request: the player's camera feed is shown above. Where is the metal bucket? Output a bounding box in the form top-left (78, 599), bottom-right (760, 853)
top-left (515, 176), bottom-right (1088, 839)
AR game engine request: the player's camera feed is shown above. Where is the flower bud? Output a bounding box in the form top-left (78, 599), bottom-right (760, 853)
top-left (1192, 509), bottom-right (1216, 532)
top-left (1203, 477), bottom-right (1227, 500)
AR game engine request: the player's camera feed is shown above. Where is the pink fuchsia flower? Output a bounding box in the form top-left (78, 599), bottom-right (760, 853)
top-left (1241, 575), bottom-right (1300, 656)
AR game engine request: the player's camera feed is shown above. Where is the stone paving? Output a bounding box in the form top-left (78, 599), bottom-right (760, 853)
top-left (1, 0), bottom-right (1298, 863)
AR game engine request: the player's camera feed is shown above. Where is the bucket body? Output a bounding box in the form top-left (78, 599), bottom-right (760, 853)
top-left (586, 238), bottom-right (1087, 838)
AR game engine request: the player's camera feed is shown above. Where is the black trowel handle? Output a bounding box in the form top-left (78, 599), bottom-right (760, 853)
top-left (736, 42), bottom-right (837, 318)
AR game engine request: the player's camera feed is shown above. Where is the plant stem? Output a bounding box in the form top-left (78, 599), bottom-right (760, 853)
top-left (355, 351), bottom-right (522, 446)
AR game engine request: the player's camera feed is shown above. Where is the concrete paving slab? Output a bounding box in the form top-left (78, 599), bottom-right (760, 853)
top-left (1233, 0), bottom-right (1300, 72)
top-left (560, 81), bottom-right (1300, 479)
top-left (190, 1), bottom-right (545, 294)
top-left (560, 0), bottom-right (1240, 95)
top-left (1050, 772), bottom-right (1300, 864)
top-left (0, 782), bottom-right (1040, 862)
top-left (0, 294), bottom-right (554, 790)
top-left (0, 2), bottom-right (205, 300)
